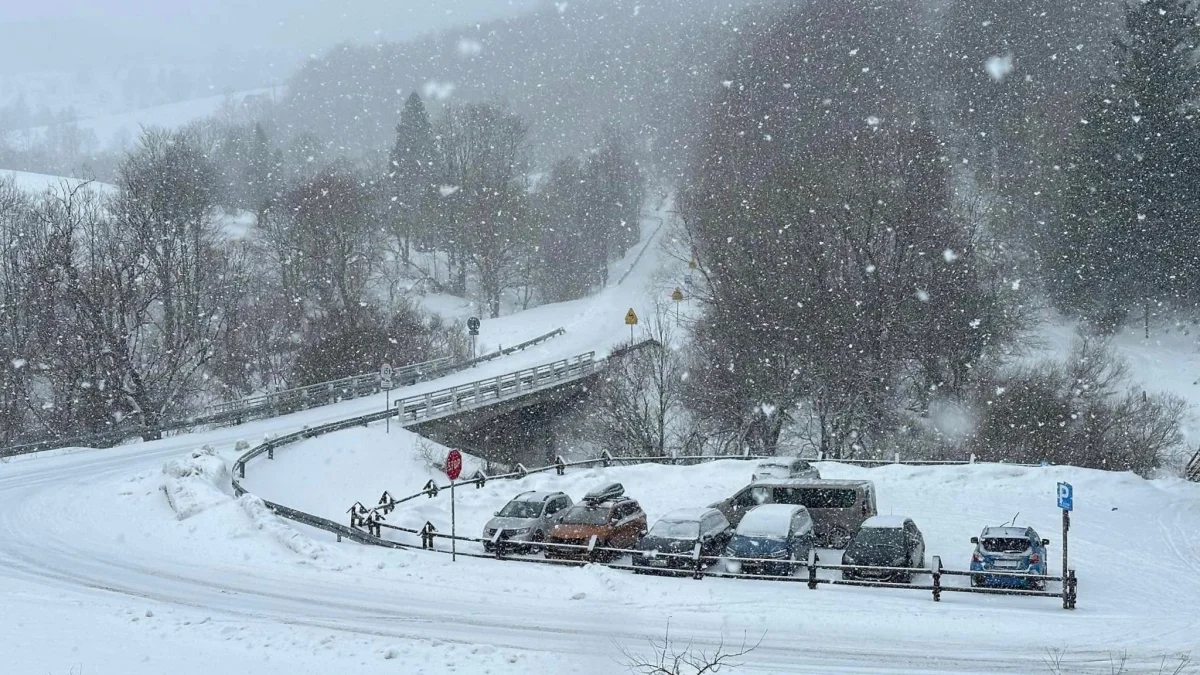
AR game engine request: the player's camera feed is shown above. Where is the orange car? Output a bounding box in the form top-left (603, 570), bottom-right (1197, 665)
top-left (545, 483), bottom-right (647, 560)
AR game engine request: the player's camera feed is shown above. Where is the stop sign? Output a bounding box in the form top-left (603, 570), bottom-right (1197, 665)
top-left (446, 449), bottom-right (463, 481)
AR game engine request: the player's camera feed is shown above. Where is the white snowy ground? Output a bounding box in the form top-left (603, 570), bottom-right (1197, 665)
top-left (6, 197), bottom-right (1200, 672)
top-left (0, 168), bottom-right (117, 195)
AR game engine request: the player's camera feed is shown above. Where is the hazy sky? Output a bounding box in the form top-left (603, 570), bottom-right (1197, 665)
top-left (0, 0), bottom-right (539, 75)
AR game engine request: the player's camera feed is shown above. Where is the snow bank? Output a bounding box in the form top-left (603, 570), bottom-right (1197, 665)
top-left (237, 494), bottom-right (327, 561)
top-left (160, 446), bottom-right (232, 520)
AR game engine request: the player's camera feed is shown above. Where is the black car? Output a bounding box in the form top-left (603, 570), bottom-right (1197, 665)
top-left (841, 516), bottom-right (926, 583)
top-left (633, 508), bottom-right (732, 574)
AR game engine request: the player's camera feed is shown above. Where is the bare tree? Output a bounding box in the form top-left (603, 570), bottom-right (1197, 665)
top-left (591, 303), bottom-right (685, 458)
top-left (434, 103), bottom-right (534, 317)
top-left (618, 623), bottom-right (762, 675)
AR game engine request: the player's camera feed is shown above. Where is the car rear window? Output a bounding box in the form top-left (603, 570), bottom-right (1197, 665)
top-left (775, 487), bottom-right (857, 509)
top-left (650, 520), bottom-right (700, 539)
top-left (561, 504), bottom-right (611, 525)
top-left (982, 537), bottom-right (1030, 553)
top-left (498, 501), bottom-right (542, 519)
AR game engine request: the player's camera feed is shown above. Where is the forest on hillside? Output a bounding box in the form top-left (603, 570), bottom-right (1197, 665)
top-left (2, 0), bottom-right (1198, 475)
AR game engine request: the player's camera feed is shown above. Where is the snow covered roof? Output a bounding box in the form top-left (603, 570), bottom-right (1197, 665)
top-left (737, 504), bottom-right (804, 536)
top-left (513, 491), bottom-right (563, 503)
top-left (861, 515), bottom-right (910, 529)
top-left (659, 508), bottom-right (716, 523)
top-left (755, 457), bottom-right (805, 467)
top-left (981, 526), bottom-right (1030, 538)
top-left (748, 478), bottom-right (871, 488)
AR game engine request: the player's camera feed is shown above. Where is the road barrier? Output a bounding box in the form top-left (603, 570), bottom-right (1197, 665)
top-left (1, 327), bottom-right (567, 458)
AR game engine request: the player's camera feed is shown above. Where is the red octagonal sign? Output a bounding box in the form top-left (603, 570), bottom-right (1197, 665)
top-left (446, 449), bottom-right (463, 481)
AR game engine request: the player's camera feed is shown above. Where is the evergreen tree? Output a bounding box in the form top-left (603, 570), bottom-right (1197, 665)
top-left (1051, 0), bottom-right (1200, 330)
top-left (388, 92), bottom-right (437, 265)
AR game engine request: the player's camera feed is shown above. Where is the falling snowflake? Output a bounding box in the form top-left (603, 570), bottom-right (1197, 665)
top-left (916, 289), bottom-right (930, 302)
top-left (439, 185), bottom-right (461, 197)
top-left (969, 318), bottom-right (982, 328)
top-left (985, 54), bottom-right (1014, 82)
top-left (865, 264), bottom-right (876, 274)
top-left (456, 38), bottom-right (483, 57)
top-left (10, 358), bottom-right (26, 370)
top-left (942, 248), bottom-right (959, 263)
top-left (555, 2), bottom-right (569, 13)
top-left (1011, 279), bottom-right (1021, 291)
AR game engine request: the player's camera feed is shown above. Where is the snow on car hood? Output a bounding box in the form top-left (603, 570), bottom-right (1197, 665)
top-left (485, 516), bottom-right (537, 531)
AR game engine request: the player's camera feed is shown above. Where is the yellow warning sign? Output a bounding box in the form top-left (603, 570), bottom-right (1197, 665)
top-left (625, 308), bottom-right (639, 325)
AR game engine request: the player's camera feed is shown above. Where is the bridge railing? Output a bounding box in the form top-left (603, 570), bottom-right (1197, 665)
top-left (395, 352), bottom-right (599, 425)
top-left (2, 326), bottom-right (568, 458)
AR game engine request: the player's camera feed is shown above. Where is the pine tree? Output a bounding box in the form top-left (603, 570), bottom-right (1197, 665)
top-left (388, 92), bottom-right (437, 266)
top-left (1051, 0), bottom-right (1200, 331)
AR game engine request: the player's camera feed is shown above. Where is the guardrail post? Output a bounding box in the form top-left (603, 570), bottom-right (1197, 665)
top-left (894, 452), bottom-right (900, 464)
top-left (516, 463), bottom-right (529, 478)
top-left (423, 392), bottom-right (433, 417)
top-left (807, 549), bottom-right (818, 589)
top-left (602, 449), bottom-right (613, 468)
top-left (555, 456), bottom-right (566, 475)
top-left (969, 453), bottom-right (976, 464)
top-left (587, 534), bottom-right (599, 564)
top-left (267, 444), bottom-right (274, 460)
top-left (421, 522), bottom-right (436, 549)
top-left (423, 479), bottom-right (439, 498)
top-left (237, 461), bottom-right (245, 478)
top-left (472, 469), bottom-right (488, 488)
top-left (493, 376), bottom-right (501, 400)
top-left (692, 543), bottom-right (704, 580)
top-left (378, 491), bottom-right (395, 515)
top-left (1064, 568), bottom-right (1077, 609)
top-left (931, 555), bottom-right (942, 602)
top-left (473, 381), bottom-right (481, 404)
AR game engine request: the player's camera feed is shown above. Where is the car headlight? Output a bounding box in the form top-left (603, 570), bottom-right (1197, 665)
top-left (485, 528), bottom-right (497, 537)
top-left (510, 528), bottom-right (531, 535)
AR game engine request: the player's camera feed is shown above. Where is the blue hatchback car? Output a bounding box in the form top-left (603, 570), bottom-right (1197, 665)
top-left (724, 504), bottom-right (816, 577)
top-left (969, 526), bottom-right (1050, 589)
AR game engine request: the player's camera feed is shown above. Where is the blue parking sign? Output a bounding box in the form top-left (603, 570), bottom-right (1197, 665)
top-left (1057, 482), bottom-right (1073, 511)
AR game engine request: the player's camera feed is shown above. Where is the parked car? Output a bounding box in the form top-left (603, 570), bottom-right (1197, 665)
top-left (724, 504), bottom-right (817, 577)
top-left (710, 479), bottom-right (877, 547)
top-left (545, 483), bottom-right (647, 560)
top-left (841, 516), bottom-right (926, 583)
top-left (482, 491), bottom-right (574, 553)
top-left (752, 457), bottom-right (820, 482)
top-left (970, 526), bottom-right (1050, 589)
top-left (633, 508), bottom-right (732, 574)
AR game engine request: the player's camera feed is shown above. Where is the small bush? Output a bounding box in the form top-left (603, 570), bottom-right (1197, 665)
top-left (969, 334), bottom-right (1186, 476)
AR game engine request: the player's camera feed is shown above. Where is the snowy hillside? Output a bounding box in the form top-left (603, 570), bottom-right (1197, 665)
top-left (0, 168), bottom-right (116, 195)
top-left (3, 87), bottom-right (281, 151)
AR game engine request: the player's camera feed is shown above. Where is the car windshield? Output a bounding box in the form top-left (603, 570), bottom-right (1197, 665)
top-left (497, 501), bottom-right (543, 519)
top-left (755, 465), bottom-right (792, 477)
top-left (848, 528), bottom-right (903, 552)
top-left (561, 504), bottom-right (611, 526)
top-left (982, 537), bottom-right (1030, 553)
top-left (650, 520), bottom-right (700, 540)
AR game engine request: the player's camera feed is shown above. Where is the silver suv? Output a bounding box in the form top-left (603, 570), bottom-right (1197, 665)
top-left (483, 491), bottom-right (574, 553)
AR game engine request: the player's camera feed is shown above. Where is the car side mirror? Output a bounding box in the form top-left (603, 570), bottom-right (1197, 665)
top-left (1042, 539), bottom-right (1050, 546)
top-left (494, 511), bottom-right (500, 517)
top-left (970, 537), bottom-right (979, 544)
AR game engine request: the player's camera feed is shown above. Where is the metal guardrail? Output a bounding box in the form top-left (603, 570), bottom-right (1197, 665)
top-left (197, 357), bottom-right (455, 422)
top-left (1, 327), bottom-right (568, 458)
top-left (394, 352), bottom-right (600, 426)
top-left (232, 349), bottom-right (610, 480)
top-left (1187, 448), bottom-right (1200, 482)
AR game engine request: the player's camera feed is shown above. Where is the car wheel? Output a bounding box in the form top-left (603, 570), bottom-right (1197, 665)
top-left (829, 526), bottom-right (850, 548)
top-left (970, 574), bottom-right (983, 588)
top-left (529, 530), bottom-right (545, 553)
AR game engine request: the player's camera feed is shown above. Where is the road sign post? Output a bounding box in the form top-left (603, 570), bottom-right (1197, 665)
top-left (381, 363), bottom-right (394, 433)
top-left (671, 287), bottom-right (684, 325)
top-left (625, 308), bottom-right (638, 342)
top-left (447, 449), bottom-right (463, 561)
top-left (1057, 481), bottom-right (1073, 599)
top-left (467, 317), bottom-right (480, 360)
